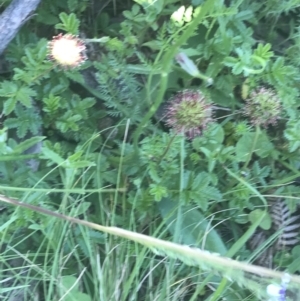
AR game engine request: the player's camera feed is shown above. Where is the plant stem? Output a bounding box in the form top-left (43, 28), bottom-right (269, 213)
top-left (133, 0), bottom-right (216, 150)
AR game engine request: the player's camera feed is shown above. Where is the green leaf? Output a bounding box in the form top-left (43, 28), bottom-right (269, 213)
top-left (3, 97), bottom-right (17, 115)
top-left (252, 161), bottom-right (270, 185)
top-left (148, 166), bottom-right (162, 183)
top-left (36, 10), bottom-right (59, 25)
top-left (192, 172), bottom-right (210, 190)
top-left (209, 123), bottom-right (225, 144)
top-left (56, 112), bottom-right (81, 133)
top-left (132, 4), bottom-right (140, 15)
top-left (288, 246), bottom-right (300, 273)
top-left (70, 96), bottom-right (96, 119)
top-left (55, 12), bottom-right (80, 34)
top-left (74, 202), bottom-right (91, 215)
top-left (0, 80), bottom-right (18, 96)
top-left (253, 43), bottom-right (273, 61)
top-left (28, 223), bottom-right (43, 230)
top-left (142, 40), bottom-right (163, 51)
top-left (266, 57), bottom-right (297, 87)
top-left (185, 172), bottom-right (222, 210)
top-left (235, 132), bottom-right (255, 162)
top-left (249, 209), bottom-right (271, 230)
top-left (223, 56), bottom-right (238, 67)
top-left (61, 275), bottom-right (93, 301)
top-left (42, 147), bottom-right (64, 165)
top-left (284, 120), bottom-right (300, 152)
top-left (158, 198), bottom-right (227, 255)
top-left (64, 160), bottom-right (96, 169)
top-left (4, 105), bottom-right (42, 138)
top-left (232, 61), bottom-right (245, 75)
top-left (254, 132), bottom-right (275, 158)
top-left (198, 186), bottom-right (222, 204)
top-left (66, 292), bottom-right (91, 301)
top-left (68, 151), bottom-right (83, 162)
top-left (61, 275), bottom-right (79, 291)
top-left (16, 86), bottom-right (36, 107)
top-left (42, 94), bottom-right (61, 114)
top-left (123, 10), bottom-right (133, 19)
top-left (12, 136), bottom-right (45, 154)
top-left (149, 184), bottom-right (168, 202)
top-left (68, 0), bottom-right (78, 11)
top-left (0, 81), bottom-right (36, 115)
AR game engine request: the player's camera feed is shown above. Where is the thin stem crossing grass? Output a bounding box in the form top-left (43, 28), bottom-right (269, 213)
top-left (1, 194), bottom-right (300, 287)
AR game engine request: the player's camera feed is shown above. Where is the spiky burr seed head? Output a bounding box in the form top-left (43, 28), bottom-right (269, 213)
top-left (164, 90), bottom-right (214, 139)
top-left (243, 87), bottom-right (281, 128)
top-left (48, 33), bottom-right (87, 68)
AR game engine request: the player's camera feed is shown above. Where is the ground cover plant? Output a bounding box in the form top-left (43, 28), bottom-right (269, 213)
top-left (1, 0), bottom-right (300, 300)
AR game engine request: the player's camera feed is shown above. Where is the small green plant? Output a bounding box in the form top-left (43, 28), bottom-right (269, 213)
top-left (1, 0), bottom-right (300, 300)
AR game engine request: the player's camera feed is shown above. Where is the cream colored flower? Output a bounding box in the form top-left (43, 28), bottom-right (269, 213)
top-left (48, 34), bottom-right (86, 67)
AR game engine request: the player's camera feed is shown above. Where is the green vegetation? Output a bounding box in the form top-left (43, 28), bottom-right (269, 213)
top-left (1, 0), bottom-right (300, 300)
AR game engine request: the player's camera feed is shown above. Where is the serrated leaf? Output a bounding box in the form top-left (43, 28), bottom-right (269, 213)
top-left (223, 56), bottom-right (239, 67)
top-left (0, 81), bottom-right (18, 95)
top-left (42, 147), bottom-right (64, 165)
top-left (284, 120), bottom-right (300, 152)
top-left (58, 12), bottom-right (69, 24)
top-left (56, 113), bottom-right (81, 133)
top-left (68, 151), bottom-right (83, 162)
top-left (253, 43), bottom-right (273, 61)
top-left (68, 13), bottom-right (80, 34)
top-left (3, 117), bottom-right (18, 128)
top-left (232, 61), bottom-right (244, 75)
top-left (56, 12), bottom-right (80, 34)
top-left (149, 184), bottom-right (168, 202)
top-left (16, 86), bottom-right (36, 107)
top-left (24, 47), bottom-right (36, 66)
top-left (148, 166), bottom-right (162, 182)
top-left (3, 98), bottom-right (17, 115)
top-left (234, 10), bottom-right (254, 21)
top-left (192, 172), bottom-right (210, 189)
top-left (37, 39), bottom-right (48, 60)
top-left (252, 161), bottom-right (270, 180)
top-left (12, 136), bottom-right (45, 154)
top-left (74, 202), bottom-right (91, 215)
top-left (64, 160), bottom-right (96, 169)
top-left (142, 40), bottom-right (163, 51)
top-left (201, 186), bottom-right (222, 202)
top-left (196, 186), bottom-right (222, 211)
top-left (4, 105), bottom-right (42, 138)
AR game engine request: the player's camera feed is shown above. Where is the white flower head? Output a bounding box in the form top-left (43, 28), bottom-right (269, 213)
top-left (48, 33), bottom-right (87, 68)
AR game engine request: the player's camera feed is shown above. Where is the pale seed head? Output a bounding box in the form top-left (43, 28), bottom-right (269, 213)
top-left (48, 34), bottom-right (87, 68)
top-left (243, 87), bottom-right (281, 128)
